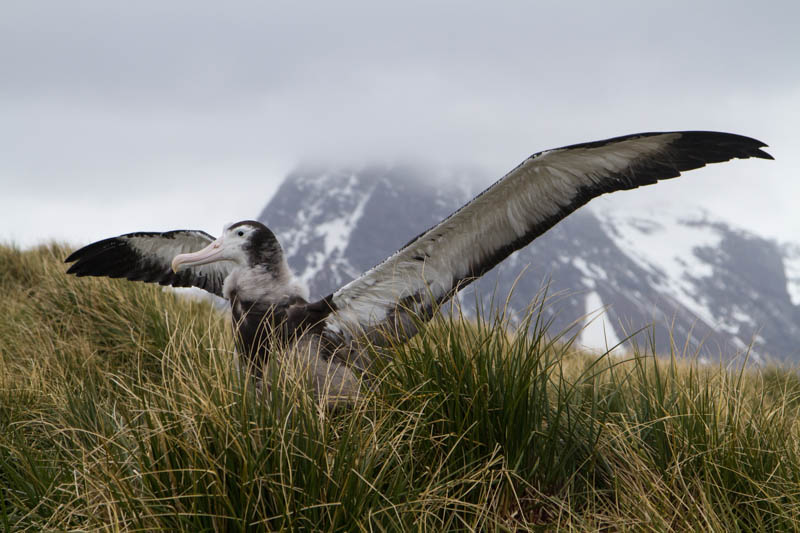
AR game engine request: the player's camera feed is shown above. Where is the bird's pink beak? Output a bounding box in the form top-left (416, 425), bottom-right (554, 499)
top-left (171, 238), bottom-right (225, 273)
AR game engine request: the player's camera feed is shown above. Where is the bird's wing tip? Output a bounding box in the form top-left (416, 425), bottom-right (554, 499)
top-left (754, 147), bottom-right (774, 160)
top-left (64, 251), bottom-right (80, 264)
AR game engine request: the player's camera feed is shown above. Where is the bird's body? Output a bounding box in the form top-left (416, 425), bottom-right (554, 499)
top-left (65, 131), bottom-right (773, 400)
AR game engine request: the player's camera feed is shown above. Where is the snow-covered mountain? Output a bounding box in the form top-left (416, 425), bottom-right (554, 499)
top-left (258, 165), bottom-right (800, 363)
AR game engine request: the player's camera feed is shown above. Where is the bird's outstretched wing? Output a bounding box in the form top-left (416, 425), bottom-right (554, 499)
top-left (65, 230), bottom-right (230, 297)
top-left (322, 131), bottom-right (772, 340)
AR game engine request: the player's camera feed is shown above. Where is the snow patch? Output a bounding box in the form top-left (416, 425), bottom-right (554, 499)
top-left (579, 291), bottom-right (622, 353)
top-left (782, 244), bottom-right (800, 306)
top-left (274, 171), bottom-right (376, 285)
top-left (572, 257), bottom-right (608, 284)
top-left (315, 189), bottom-right (370, 257)
top-left (595, 205), bottom-right (723, 327)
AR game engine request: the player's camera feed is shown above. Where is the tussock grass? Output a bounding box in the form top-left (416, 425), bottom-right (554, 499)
top-left (2, 243), bottom-right (800, 531)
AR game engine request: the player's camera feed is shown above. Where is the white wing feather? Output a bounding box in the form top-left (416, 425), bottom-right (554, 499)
top-left (324, 131), bottom-right (770, 337)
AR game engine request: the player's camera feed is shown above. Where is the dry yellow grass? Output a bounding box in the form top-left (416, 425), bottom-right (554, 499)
top-left (2, 243), bottom-right (800, 531)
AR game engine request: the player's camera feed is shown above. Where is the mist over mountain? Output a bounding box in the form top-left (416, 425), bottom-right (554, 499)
top-left (258, 165), bottom-right (800, 363)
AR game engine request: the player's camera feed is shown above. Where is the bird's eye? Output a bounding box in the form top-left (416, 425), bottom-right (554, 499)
top-left (237, 230), bottom-right (244, 237)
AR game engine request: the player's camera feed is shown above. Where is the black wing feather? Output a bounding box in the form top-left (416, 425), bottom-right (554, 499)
top-left (65, 230), bottom-right (230, 297)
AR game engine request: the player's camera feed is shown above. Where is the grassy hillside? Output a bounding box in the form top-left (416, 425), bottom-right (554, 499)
top-left (2, 244), bottom-right (800, 531)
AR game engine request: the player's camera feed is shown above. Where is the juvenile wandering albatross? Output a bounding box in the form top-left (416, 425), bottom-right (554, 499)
top-left (65, 131), bottom-right (773, 399)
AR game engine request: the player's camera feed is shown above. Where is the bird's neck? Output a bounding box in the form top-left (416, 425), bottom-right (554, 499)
top-left (223, 261), bottom-right (308, 306)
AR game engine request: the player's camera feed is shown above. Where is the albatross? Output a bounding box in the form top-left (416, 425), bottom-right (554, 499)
top-left (65, 131), bottom-right (773, 399)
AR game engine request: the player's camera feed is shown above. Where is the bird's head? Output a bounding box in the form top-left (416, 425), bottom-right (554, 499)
top-left (171, 220), bottom-right (283, 273)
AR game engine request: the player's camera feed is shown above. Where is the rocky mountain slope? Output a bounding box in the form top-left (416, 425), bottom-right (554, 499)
top-left (258, 165), bottom-right (800, 363)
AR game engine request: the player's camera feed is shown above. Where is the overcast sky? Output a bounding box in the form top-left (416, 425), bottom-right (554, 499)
top-left (2, 1), bottom-right (798, 248)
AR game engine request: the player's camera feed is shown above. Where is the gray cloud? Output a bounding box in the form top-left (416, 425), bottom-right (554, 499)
top-left (1, 1), bottom-right (798, 246)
